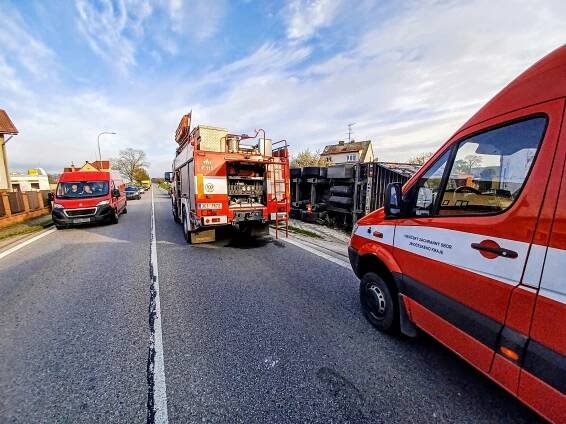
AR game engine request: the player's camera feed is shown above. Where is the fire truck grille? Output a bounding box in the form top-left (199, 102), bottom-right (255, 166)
top-left (66, 208), bottom-right (96, 217)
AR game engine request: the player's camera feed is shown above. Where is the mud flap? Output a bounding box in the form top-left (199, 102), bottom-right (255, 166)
top-left (398, 293), bottom-right (419, 338)
top-left (190, 229), bottom-right (216, 244)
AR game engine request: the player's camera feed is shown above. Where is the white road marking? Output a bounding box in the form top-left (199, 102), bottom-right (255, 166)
top-left (149, 188), bottom-right (169, 423)
top-left (0, 227), bottom-right (56, 261)
top-left (278, 235), bottom-right (351, 269)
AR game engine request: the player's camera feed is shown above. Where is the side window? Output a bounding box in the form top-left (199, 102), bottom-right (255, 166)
top-left (412, 150), bottom-right (450, 216)
top-left (437, 117), bottom-right (546, 216)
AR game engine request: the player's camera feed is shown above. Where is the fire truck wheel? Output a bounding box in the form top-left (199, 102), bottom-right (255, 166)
top-left (182, 210), bottom-right (191, 244)
top-left (360, 272), bottom-right (399, 334)
top-left (122, 207), bottom-right (128, 214)
top-left (173, 205), bottom-right (181, 223)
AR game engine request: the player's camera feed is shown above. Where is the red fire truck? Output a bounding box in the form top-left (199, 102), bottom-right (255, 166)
top-left (348, 46), bottom-right (566, 422)
top-left (166, 114), bottom-right (290, 243)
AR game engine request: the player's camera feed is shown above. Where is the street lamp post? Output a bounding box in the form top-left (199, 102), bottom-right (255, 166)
top-left (97, 131), bottom-right (116, 162)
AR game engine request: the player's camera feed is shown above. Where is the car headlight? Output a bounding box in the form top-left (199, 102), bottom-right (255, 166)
top-left (52, 203), bottom-right (64, 209)
top-left (97, 200), bottom-right (110, 206)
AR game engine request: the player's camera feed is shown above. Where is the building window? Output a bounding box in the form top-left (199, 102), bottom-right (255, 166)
top-left (346, 154), bottom-right (357, 162)
top-left (31, 182), bottom-right (40, 190)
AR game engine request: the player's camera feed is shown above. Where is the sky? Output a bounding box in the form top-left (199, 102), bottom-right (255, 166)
top-left (1, 0), bottom-right (565, 177)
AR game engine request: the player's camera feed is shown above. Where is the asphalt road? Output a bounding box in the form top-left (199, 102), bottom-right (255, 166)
top-left (0, 187), bottom-right (541, 423)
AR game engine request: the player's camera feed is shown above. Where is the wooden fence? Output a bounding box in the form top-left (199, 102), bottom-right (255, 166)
top-left (0, 190), bottom-right (51, 228)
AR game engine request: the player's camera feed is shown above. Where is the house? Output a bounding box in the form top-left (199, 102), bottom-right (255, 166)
top-left (320, 140), bottom-right (374, 164)
top-left (0, 109), bottom-right (19, 190)
top-left (10, 168), bottom-right (50, 191)
top-left (64, 160), bottom-right (111, 172)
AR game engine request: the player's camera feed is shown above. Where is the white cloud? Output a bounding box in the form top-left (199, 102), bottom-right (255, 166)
top-left (284, 0), bottom-right (342, 40)
top-left (165, 0), bottom-right (227, 41)
top-left (4, 0), bottom-right (566, 177)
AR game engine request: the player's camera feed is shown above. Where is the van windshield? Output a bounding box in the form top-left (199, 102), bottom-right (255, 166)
top-left (56, 181), bottom-right (109, 198)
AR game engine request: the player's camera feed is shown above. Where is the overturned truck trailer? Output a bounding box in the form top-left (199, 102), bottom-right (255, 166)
top-left (167, 113), bottom-right (290, 243)
top-left (291, 162), bottom-right (420, 228)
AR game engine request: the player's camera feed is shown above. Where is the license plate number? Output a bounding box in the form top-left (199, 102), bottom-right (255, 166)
top-left (198, 203), bottom-right (222, 210)
top-left (73, 218), bottom-right (91, 224)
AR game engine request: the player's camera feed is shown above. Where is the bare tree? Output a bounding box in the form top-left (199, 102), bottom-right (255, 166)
top-left (111, 148), bottom-right (149, 182)
top-left (408, 151), bottom-right (434, 165)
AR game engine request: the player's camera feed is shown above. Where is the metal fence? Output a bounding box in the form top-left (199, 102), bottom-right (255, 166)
top-left (7, 192), bottom-right (25, 214)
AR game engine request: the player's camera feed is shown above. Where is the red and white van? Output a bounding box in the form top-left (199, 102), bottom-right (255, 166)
top-left (52, 171), bottom-right (127, 229)
top-left (349, 46), bottom-right (566, 422)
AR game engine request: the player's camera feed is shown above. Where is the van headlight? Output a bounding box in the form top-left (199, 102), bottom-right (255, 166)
top-left (97, 200), bottom-right (110, 206)
top-left (351, 223), bottom-right (359, 236)
top-left (52, 203), bottom-right (64, 209)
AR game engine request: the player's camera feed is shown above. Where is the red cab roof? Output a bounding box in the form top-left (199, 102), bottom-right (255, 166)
top-left (59, 171), bottom-right (110, 182)
top-left (460, 44), bottom-right (566, 132)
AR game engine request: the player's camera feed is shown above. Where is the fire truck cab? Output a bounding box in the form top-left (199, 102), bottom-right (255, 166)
top-left (349, 46), bottom-right (566, 422)
top-left (168, 116), bottom-right (290, 243)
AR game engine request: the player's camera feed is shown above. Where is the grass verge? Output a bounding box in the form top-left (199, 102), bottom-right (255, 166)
top-left (287, 225), bottom-right (323, 239)
top-left (0, 214), bottom-right (53, 242)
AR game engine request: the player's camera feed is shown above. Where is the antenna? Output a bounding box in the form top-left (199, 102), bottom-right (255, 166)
top-left (347, 123), bottom-right (356, 142)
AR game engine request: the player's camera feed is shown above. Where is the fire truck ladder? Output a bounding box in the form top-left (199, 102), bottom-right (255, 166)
top-left (267, 140), bottom-right (289, 239)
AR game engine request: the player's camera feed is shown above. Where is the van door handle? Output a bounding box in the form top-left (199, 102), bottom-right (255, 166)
top-left (471, 242), bottom-right (518, 259)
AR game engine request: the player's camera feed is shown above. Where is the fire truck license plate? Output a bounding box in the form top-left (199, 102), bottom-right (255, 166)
top-left (198, 203), bottom-right (222, 210)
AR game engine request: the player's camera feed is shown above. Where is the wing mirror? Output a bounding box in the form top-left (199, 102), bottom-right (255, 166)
top-left (164, 172), bottom-right (172, 183)
top-left (112, 188), bottom-right (120, 198)
top-left (47, 192), bottom-right (54, 201)
top-left (384, 182), bottom-right (403, 218)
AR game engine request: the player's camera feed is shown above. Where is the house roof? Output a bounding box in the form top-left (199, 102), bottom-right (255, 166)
top-left (320, 140), bottom-right (372, 161)
top-left (0, 109), bottom-right (18, 135)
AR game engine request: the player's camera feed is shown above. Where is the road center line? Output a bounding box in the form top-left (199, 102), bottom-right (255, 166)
top-left (147, 188), bottom-right (169, 424)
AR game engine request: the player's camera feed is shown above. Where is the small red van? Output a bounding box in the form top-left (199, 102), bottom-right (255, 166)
top-left (349, 46), bottom-right (566, 422)
top-left (52, 171), bottom-right (127, 229)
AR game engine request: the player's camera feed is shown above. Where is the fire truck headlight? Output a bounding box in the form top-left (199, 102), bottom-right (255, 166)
top-left (96, 200), bottom-right (110, 206)
top-left (52, 203), bottom-right (64, 209)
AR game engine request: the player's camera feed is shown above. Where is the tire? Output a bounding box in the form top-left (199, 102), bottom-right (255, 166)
top-left (173, 202), bottom-right (181, 223)
top-left (360, 272), bottom-right (399, 334)
top-left (55, 225), bottom-right (65, 230)
top-left (182, 209), bottom-right (191, 244)
top-left (122, 207), bottom-right (128, 214)
top-left (110, 208), bottom-right (119, 224)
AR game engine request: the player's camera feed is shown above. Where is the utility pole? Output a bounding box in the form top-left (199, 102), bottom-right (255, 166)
top-left (347, 123), bottom-right (356, 143)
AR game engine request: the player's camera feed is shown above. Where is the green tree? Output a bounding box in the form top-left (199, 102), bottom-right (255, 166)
top-left (455, 155), bottom-right (482, 174)
top-left (133, 167), bottom-right (150, 184)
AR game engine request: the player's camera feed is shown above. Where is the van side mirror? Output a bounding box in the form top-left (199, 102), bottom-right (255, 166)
top-left (164, 172), bottom-right (172, 183)
top-left (384, 182), bottom-right (403, 218)
top-left (112, 188), bottom-right (120, 198)
top-left (47, 192), bottom-right (54, 201)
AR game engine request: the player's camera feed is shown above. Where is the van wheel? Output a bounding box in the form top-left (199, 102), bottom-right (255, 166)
top-left (182, 210), bottom-right (191, 244)
top-left (55, 225), bottom-right (66, 230)
top-left (360, 272), bottom-right (399, 334)
top-left (111, 209), bottom-right (119, 224)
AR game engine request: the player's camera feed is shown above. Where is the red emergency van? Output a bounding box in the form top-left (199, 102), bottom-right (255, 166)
top-left (52, 171), bottom-right (127, 229)
top-left (348, 45), bottom-right (566, 422)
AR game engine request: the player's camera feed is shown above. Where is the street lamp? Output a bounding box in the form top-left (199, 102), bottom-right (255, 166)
top-left (97, 131), bottom-right (116, 162)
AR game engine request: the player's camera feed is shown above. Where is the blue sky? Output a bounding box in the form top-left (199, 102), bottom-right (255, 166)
top-left (1, 0), bottom-right (565, 176)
